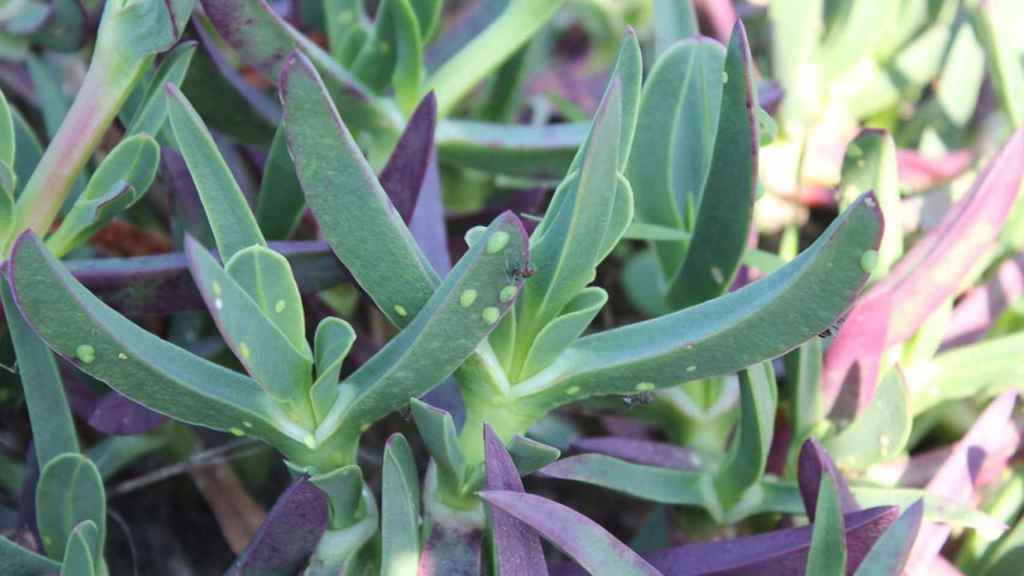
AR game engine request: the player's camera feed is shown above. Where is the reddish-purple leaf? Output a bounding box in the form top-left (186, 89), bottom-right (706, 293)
top-left (823, 129), bottom-right (1024, 416)
top-left (479, 491), bottom-right (661, 575)
top-left (87, 391), bottom-right (167, 435)
top-left (906, 392), bottom-right (1019, 571)
top-left (417, 522), bottom-right (484, 576)
top-left (227, 476), bottom-right (329, 575)
top-left (571, 437), bottom-right (699, 471)
top-left (896, 148), bottom-right (973, 193)
top-left (942, 253), bottom-right (1024, 349)
top-left (484, 424), bottom-right (548, 576)
top-left (379, 94), bottom-right (437, 224)
top-left (643, 506), bottom-right (899, 575)
top-left (798, 439), bottom-right (860, 520)
top-left (409, 151), bottom-right (452, 275)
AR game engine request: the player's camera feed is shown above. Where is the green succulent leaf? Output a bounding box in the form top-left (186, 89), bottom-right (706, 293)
top-left (97, 0), bottom-right (193, 61)
top-left (506, 436), bottom-right (561, 476)
top-left (627, 37), bottom-right (724, 279)
top-left (186, 238), bottom-right (313, 410)
top-left (824, 368), bottom-right (910, 469)
top-left (46, 134), bottom-right (161, 257)
top-left (411, 398), bottom-right (466, 493)
top-left (125, 40), bottom-right (197, 137)
top-left (436, 120), bottom-right (586, 181)
top-left (785, 338), bottom-right (824, 444)
top-left (351, 0), bottom-right (399, 91)
top-left (716, 362), bottom-right (777, 508)
top-left (35, 454), bottom-right (105, 560)
top-left (519, 287), bottom-right (607, 380)
top-left (255, 128), bottom-right (305, 241)
top-left (652, 0), bottom-right (699, 56)
top-left (1, 279), bottom-right (79, 468)
top-left (166, 84), bottom-right (266, 260)
top-left (8, 232), bottom-right (316, 464)
top-left (0, 88), bottom-right (14, 168)
top-left (314, 212), bottom-right (530, 461)
top-left (974, 0), bottom-right (1024, 127)
top-left (852, 501), bottom-right (924, 576)
top-left (311, 317), bottom-right (356, 423)
top-left (838, 130), bottom-right (902, 279)
top-left (513, 193), bottom-right (882, 412)
top-left (806, 476), bottom-right (847, 576)
top-left (60, 521), bottom-right (99, 576)
top-left (0, 535), bottom-right (62, 575)
top-left (381, 434), bottom-right (421, 576)
top-left (666, 21), bottom-right (758, 309)
top-left (912, 331), bottom-right (1024, 416)
top-left (410, 0), bottom-right (442, 42)
top-left (427, 0), bottom-right (569, 117)
top-left (310, 465), bottom-right (364, 528)
top-left (281, 51), bottom-right (437, 328)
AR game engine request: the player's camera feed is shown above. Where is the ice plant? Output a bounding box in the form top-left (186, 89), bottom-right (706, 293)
top-left (0, 1), bottom-right (1023, 575)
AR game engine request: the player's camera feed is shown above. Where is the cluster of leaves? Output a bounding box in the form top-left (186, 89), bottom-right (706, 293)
top-left (0, 1), bottom-right (1023, 575)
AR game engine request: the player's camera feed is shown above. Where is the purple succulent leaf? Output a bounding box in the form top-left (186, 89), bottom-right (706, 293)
top-left (942, 253), bottom-right (1024, 349)
top-left (87, 391), bottom-right (167, 435)
top-left (409, 150), bottom-right (452, 275)
top-left (479, 490), bottom-right (661, 576)
top-left (162, 146), bottom-right (215, 245)
top-left (905, 392), bottom-right (1019, 571)
top-left (823, 129), bottom-right (1024, 417)
top-left (59, 363), bottom-right (100, 420)
top-left (227, 476), bottom-right (329, 575)
top-left (379, 93), bottom-right (436, 225)
top-left (643, 506), bottom-right (899, 576)
top-left (798, 439), bottom-right (860, 520)
top-left (484, 424), bottom-right (549, 576)
top-left (63, 241), bottom-right (348, 316)
top-left (853, 501), bottom-right (923, 576)
top-left (896, 148), bottom-right (973, 193)
top-left (416, 522), bottom-right (484, 576)
top-left (570, 437), bottom-right (699, 471)
top-left (694, 0), bottom-right (737, 41)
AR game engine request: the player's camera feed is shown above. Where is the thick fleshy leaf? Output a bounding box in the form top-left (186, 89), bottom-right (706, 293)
top-left (520, 287), bottom-right (607, 380)
top-left (1, 279), bottom-right (79, 468)
top-left (199, 0), bottom-right (393, 134)
top-left (31, 0), bottom-right (85, 52)
top-left (64, 241), bottom-right (347, 316)
top-left (227, 476), bottom-right (329, 575)
top-left (256, 128), bottom-right (305, 240)
top-left (0, 88), bottom-right (13, 168)
top-left (942, 253), bottom-right (1024, 349)
top-left (716, 362), bottom-right (777, 507)
top-left (125, 40), bottom-right (197, 137)
top-left (381, 435), bottom-right (420, 576)
top-left (516, 79), bottom-right (623, 361)
top-left (186, 237), bottom-right (313, 406)
top-left (309, 465), bottom-right (364, 527)
top-left (512, 192), bottom-right (882, 412)
top-left (166, 84), bottom-right (265, 260)
top-left (798, 439), bottom-right (859, 520)
top-left (98, 0), bottom-right (193, 60)
top-left (87, 392), bottom-right (167, 436)
top-left (571, 437), bottom-right (698, 471)
top-left (975, 0), bottom-right (1024, 126)
top-left (224, 245), bottom-right (309, 354)
top-left (913, 331), bottom-right (1024, 415)
top-left (823, 129), bottom-right (1024, 415)
top-left (183, 21), bottom-right (280, 146)
top-left (417, 520), bottom-right (484, 576)
top-left (479, 490), bottom-right (659, 575)
top-left (642, 506), bottom-right (899, 576)
top-left (666, 21), bottom-right (757, 309)
top-left (539, 455), bottom-right (705, 507)
top-left (46, 134), bottom-right (161, 257)
top-left (281, 51), bottom-right (437, 329)
top-left (838, 130), bottom-right (902, 279)
top-left (426, 0), bottom-right (569, 117)
top-left (806, 476), bottom-right (847, 576)
top-left (627, 37), bottom-right (724, 279)
top-left (60, 520), bottom-right (98, 576)
top-left (35, 453), bottom-right (105, 560)
top-left (785, 338), bottom-right (823, 443)
top-left (652, 0), bottom-right (699, 56)
top-left (853, 501), bottom-right (924, 576)
top-left (0, 535), bottom-right (62, 575)
top-left (824, 369), bottom-right (910, 469)
top-left (409, 150), bottom-right (452, 274)
top-left (386, 0), bottom-right (424, 111)
top-left (314, 213), bottom-right (530, 459)
top-left (9, 232), bottom-right (315, 463)
top-left (310, 317), bottom-right (356, 423)
top-left (379, 93), bottom-right (437, 224)
top-left (411, 399), bottom-right (466, 491)
top-left (906, 392), bottom-right (1019, 571)
top-left (484, 424), bottom-right (548, 576)
top-left (506, 435), bottom-right (561, 477)
top-left (436, 121), bottom-right (587, 181)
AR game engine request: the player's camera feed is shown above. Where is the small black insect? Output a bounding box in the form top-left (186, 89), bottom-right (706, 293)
top-left (506, 259), bottom-right (535, 284)
top-left (622, 392), bottom-right (654, 407)
top-left (818, 315), bottom-right (848, 338)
